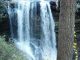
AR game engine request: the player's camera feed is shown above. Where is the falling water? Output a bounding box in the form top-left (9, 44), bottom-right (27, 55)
top-left (8, 0), bottom-right (57, 60)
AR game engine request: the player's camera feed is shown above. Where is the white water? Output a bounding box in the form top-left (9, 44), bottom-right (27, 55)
top-left (8, 0), bottom-right (57, 60)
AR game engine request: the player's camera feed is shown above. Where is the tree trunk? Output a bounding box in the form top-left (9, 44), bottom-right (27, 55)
top-left (57, 0), bottom-right (76, 60)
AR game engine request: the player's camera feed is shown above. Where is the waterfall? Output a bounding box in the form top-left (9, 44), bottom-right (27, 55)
top-left (8, 0), bottom-right (57, 60)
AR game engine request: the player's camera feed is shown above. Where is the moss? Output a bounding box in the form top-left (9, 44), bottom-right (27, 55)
top-left (0, 36), bottom-right (27, 60)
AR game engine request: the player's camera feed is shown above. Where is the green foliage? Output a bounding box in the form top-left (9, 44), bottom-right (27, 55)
top-left (73, 32), bottom-right (78, 60)
top-left (0, 36), bottom-right (27, 60)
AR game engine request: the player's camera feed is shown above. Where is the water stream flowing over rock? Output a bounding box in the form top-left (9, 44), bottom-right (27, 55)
top-left (8, 0), bottom-right (57, 60)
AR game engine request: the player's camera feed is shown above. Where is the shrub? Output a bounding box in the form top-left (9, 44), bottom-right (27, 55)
top-left (0, 36), bottom-right (27, 60)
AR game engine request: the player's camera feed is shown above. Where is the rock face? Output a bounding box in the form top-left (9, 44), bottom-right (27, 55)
top-left (0, 16), bottom-right (10, 35)
top-left (0, 1), bottom-right (10, 35)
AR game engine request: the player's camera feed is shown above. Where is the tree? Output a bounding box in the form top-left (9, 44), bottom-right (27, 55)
top-left (57, 0), bottom-right (76, 60)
